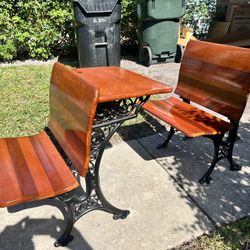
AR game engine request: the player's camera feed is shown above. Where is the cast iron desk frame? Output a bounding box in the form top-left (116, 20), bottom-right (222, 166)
top-left (51, 66), bottom-right (172, 246)
top-left (53, 96), bottom-right (149, 246)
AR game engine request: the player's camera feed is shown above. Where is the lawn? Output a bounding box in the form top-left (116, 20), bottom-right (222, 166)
top-left (0, 64), bottom-right (52, 137)
top-left (0, 64), bottom-right (249, 249)
top-left (177, 217), bottom-right (250, 250)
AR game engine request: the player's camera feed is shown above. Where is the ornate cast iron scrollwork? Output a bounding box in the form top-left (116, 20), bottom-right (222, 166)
top-left (93, 97), bottom-right (150, 126)
top-left (199, 121), bottom-right (241, 184)
top-left (89, 96), bottom-right (150, 178)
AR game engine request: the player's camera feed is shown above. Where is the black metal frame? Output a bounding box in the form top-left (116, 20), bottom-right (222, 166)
top-left (53, 96), bottom-right (149, 247)
top-left (159, 119), bottom-right (241, 185)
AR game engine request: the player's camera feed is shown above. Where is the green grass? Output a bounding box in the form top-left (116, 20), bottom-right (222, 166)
top-left (0, 64), bottom-right (249, 249)
top-left (0, 64), bottom-right (52, 137)
top-left (177, 217), bottom-right (250, 250)
top-left (0, 64), bottom-right (165, 139)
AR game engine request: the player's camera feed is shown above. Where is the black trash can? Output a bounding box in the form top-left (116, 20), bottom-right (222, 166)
top-left (72, 0), bottom-right (121, 67)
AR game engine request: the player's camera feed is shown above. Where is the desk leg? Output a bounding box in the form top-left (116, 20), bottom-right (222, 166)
top-left (84, 97), bottom-right (149, 218)
top-left (53, 97), bottom-right (149, 246)
top-left (86, 122), bottom-right (130, 219)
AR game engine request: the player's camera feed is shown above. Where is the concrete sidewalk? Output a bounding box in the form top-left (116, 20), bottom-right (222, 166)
top-left (0, 103), bottom-right (249, 250)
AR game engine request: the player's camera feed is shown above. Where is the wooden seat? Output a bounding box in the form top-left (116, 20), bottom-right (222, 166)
top-left (0, 62), bottom-right (99, 208)
top-left (143, 97), bottom-right (230, 137)
top-left (0, 131), bottom-right (79, 207)
top-left (0, 61), bottom-right (104, 246)
top-left (143, 40), bottom-right (250, 184)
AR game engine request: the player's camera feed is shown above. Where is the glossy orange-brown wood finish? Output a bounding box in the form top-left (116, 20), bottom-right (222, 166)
top-left (143, 97), bottom-right (230, 137)
top-left (0, 132), bottom-right (79, 207)
top-left (0, 62), bottom-right (172, 207)
top-left (176, 40), bottom-right (250, 121)
top-left (48, 62), bottom-right (99, 177)
top-left (73, 67), bottom-right (172, 103)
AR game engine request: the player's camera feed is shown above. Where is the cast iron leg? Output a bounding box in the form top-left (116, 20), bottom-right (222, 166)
top-left (86, 171), bottom-right (130, 220)
top-left (157, 126), bottom-right (176, 149)
top-left (84, 98), bottom-right (152, 220)
top-left (87, 122), bottom-right (130, 220)
top-left (199, 135), bottom-right (223, 184)
top-left (225, 121), bottom-right (242, 171)
top-left (54, 196), bottom-right (75, 247)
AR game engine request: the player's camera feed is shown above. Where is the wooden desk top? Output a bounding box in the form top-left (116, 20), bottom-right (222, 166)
top-left (73, 67), bottom-right (172, 103)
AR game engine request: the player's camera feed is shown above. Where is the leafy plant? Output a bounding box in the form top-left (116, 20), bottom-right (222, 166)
top-left (0, 0), bottom-right (75, 61)
top-left (0, 0), bottom-right (217, 61)
top-left (182, 0), bottom-right (216, 39)
top-left (121, 0), bottom-right (138, 45)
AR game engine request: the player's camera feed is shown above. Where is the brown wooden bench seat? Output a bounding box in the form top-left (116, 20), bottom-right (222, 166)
top-left (145, 97), bottom-right (231, 137)
top-left (0, 131), bottom-right (79, 207)
top-left (0, 62), bottom-right (99, 246)
top-left (143, 40), bottom-right (250, 184)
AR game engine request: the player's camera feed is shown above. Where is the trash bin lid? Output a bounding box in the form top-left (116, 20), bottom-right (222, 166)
top-left (74, 0), bottom-right (119, 13)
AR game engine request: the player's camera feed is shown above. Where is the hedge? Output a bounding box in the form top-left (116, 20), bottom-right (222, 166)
top-left (0, 0), bottom-right (75, 61)
top-left (0, 0), bottom-right (215, 61)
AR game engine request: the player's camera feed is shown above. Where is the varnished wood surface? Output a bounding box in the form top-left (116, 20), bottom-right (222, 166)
top-left (176, 40), bottom-right (250, 121)
top-left (73, 67), bottom-right (172, 103)
top-left (143, 97), bottom-right (230, 137)
top-left (49, 63), bottom-right (171, 176)
top-left (0, 132), bottom-right (79, 207)
top-left (49, 62), bottom-right (99, 177)
top-left (0, 62), bottom-right (173, 207)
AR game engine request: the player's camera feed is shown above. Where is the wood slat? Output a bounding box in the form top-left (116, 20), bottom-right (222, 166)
top-left (0, 132), bottom-right (79, 207)
top-left (48, 62), bottom-right (99, 177)
top-left (143, 97), bottom-right (230, 137)
top-left (176, 40), bottom-right (250, 121)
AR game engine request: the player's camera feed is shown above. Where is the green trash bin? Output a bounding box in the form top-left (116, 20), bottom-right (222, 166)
top-left (138, 0), bottom-right (186, 66)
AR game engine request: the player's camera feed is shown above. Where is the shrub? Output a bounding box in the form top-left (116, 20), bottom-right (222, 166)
top-left (0, 0), bottom-right (75, 61)
top-left (0, 0), bottom-right (216, 61)
top-left (182, 0), bottom-right (216, 39)
top-left (121, 0), bottom-right (139, 45)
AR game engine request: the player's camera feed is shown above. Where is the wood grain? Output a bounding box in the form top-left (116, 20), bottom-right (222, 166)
top-left (73, 67), bottom-right (172, 103)
top-left (0, 132), bottom-right (79, 207)
top-left (143, 97), bottom-right (230, 137)
top-left (176, 40), bottom-right (250, 121)
top-left (144, 40), bottom-right (250, 137)
top-left (48, 62), bottom-right (99, 177)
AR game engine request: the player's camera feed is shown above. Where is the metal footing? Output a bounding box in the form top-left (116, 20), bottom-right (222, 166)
top-left (160, 121), bottom-right (241, 184)
top-left (113, 210), bottom-right (130, 220)
top-left (199, 122), bottom-right (241, 184)
top-left (157, 126), bottom-right (176, 149)
top-left (54, 235), bottom-right (74, 247)
top-left (54, 182), bottom-right (130, 247)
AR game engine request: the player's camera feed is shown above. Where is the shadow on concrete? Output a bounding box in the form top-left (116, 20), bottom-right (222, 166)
top-left (116, 109), bottom-right (167, 142)
top-left (0, 200), bottom-right (92, 250)
top-left (122, 112), bottom-right (250, 227)
top-left (0, 216), bottom-right (92, 250)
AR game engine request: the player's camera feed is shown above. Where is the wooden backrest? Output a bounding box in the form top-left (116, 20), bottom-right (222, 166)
top-left (176, 40), bottom-right (250, 121)
top-left (48, 62), bottom-right (99, 177)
